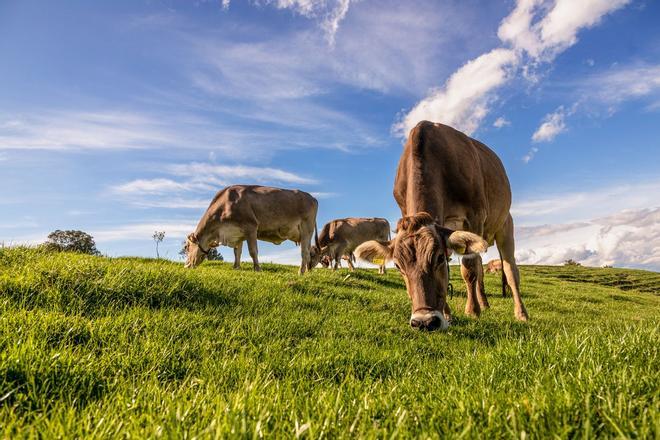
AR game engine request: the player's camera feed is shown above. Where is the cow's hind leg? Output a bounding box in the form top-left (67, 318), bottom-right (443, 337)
top-left (298, 224), bottom-right (313, 275)
top-left (233, 242), bottom-right (243, 269)
top-left (495, 214), bottom-right (529, 321)
top-left (246, 230), bottom-right (261, 272)
top-left (474, 254), bottom-right (489, 310)
top-left (460, 254), bottom-right (481, 318)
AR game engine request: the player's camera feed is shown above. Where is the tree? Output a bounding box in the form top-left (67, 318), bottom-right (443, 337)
top-left (44, 230), bottom-right (100, 255)
top-left (564, 259), bottom-right (581, 266)
top-left (153, 231), bottom-right (165, 259)
top-left (179, 242), bottom-right (223, 261)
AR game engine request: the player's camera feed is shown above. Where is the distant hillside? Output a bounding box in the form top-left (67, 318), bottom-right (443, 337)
top-left (0, 247), bottom-right (658, 438)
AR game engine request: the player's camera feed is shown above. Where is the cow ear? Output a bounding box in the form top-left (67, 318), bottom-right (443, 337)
top-left (355, 240), bottom-right (394, 264)
top-left (437, 227), bottom-right (488, 255)
top-left (187, 233), bottom-right (198, 244)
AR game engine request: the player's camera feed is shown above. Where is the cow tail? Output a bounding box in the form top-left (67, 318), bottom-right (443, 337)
top-left (314, 223), bottom-right (319, 249)
top-left (498, 249), bottom-right (508, 297)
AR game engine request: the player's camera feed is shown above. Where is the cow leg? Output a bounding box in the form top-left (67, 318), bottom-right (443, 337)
top-left (495, 214), bottom-right (529, 321)
top-left (346, 254), bottom-right (355, 272)
top-left (474, 254), bottom-right (489, 310)
top-left (246, 231), bottom-right (261, 272)
top-left (233, 242), bottom-right (243, 270)
top-left (298, 225), bottom-right (313, 275)
top-left (460, 254), bottom-right (481, 318)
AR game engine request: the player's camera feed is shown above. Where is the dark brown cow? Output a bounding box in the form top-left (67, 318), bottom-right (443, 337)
top-left (310, 217), bottom-right (391, 274)
top-left (356, 121), bottom-right (528, 330)
top-left (185, 185), bottom-right (318, 274)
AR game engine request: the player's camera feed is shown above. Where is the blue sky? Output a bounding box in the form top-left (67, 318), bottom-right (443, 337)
top-left (1, 0), bottom-right (659, 270)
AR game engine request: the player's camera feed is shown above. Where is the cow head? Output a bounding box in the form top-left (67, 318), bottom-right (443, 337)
top-left (184, 232), bottom-right (214, 268)
top-left (308, 245), bottom-right (326, 269)
top-left (320, 255), bottom-right (332, 268)
top-left (355, 212), bottom-right (487, 331)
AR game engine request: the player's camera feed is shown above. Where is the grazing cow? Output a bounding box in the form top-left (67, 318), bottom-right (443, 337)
top-left (320, 254), bottom-right (355, 270)
top-left (184, 185), bottom-right (318, 274)
top-left (486, 259), bottom-right (503, 273)
top-left (310, 217), bottom-right (391, 274)
top-left (356, 121), bottom-right (528, 330)
top-left (486, 259), bottom-right (511, 297)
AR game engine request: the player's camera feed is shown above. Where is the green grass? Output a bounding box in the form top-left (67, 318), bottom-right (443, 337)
top-left (0, 247), bottom-right (658, 438)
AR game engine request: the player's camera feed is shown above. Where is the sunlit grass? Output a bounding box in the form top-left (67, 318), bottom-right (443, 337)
top-left (1, 247), bottom-right (658, 438)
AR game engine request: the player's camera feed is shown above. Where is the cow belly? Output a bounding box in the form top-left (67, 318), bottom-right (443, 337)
top-left (217, 224), bottom-right (244, 247)
top-left (258, 226), bottom-right (300, 245)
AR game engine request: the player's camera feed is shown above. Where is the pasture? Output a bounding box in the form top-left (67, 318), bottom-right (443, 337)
top-left (0, 247), bottom-right (658, 438)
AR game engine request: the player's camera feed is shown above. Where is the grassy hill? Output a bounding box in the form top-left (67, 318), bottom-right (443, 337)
top-left (0, 247), bottom-right (658, 438)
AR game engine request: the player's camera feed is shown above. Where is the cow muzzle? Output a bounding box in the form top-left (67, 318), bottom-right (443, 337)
top-left (410, 311), bottom-right (448, 331)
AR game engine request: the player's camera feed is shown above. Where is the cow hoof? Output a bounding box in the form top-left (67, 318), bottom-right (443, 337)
top-left (516, 311), bottom-right (529, 321)
top-left (254, 266), bottom-right (262, 272)
top-left (465, 309), bottom-right (480, 319)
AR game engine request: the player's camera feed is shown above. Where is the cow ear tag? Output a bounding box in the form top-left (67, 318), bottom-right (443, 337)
top-left (372, 258), bottom-right (385, 266)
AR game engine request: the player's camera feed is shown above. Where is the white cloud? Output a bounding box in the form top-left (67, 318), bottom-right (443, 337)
top-left (513, 207), bottom-right (660, 270)
top-left (0, 111), bottom-right (174, 151)
top-left (493, 116), bottom-right (511, 128)
top-left (110, 162), bottom-right (319, 209)
top-left (521, 146), bottom-right (538, 164)
top-left (499, 0), bottom-right (630, 61)
top-left (395, 48), bottom-right (518, 136)
top-left (396, 0), bottom-right (630, 136)
top-left (581, 63), bottom-right (660, 104)
top-left (223, 0), bottom-right (354, 45)
top-left (93, 223), bottom-right (195, 242)
top-left (111, 178), bottom-right (213, 196)
top-left (479, 180), bottom-right (660, 270)
top-left (511, 179), bottom-right (660, 224)
top-left (167, 163), bottom-right (317, 185)
top-left (531, 105), bottom-right (570, 142)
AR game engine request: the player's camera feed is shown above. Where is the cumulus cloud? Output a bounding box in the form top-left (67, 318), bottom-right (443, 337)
top-left (394, 48), bottom-right (518, 137)
top-left (514, 207), bottom-right (660, 270)
top-left (493, 116), bottom-right (511, 128)
top-left (396, 0), bottom-right (631, 136)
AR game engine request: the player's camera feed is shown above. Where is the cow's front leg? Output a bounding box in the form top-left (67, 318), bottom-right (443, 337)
top-left (233, 242), bottom-right (243, 270)
top-left (460, 254), bottom-right (481, 318)
top-left (346, 255), bottom-right (355, 272)
top-left (247, 231), bottom-right (260, 272)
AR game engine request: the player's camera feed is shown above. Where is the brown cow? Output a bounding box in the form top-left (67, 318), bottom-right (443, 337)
top-left (184, 185), bottom-right (318, 274)
top-left (486, 259), bottom-right (503, 273)
top-left (310, 217), bottom-right (391, 274)
top-left (356, 121), bottom-right (528, 330)
top-left (485, 259), bottom-right (511, 297)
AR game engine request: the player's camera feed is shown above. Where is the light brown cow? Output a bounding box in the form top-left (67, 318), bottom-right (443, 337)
top-left (485, 259), bottom-right (511, 297)
top-left (486, 259), bottom-right (503, 273)
top-left (184, 185), bottom-right (318, 274)
top-left (356, 121), bottom-right (528, 330)
top-left (310, 217), bottom-right (391, 274)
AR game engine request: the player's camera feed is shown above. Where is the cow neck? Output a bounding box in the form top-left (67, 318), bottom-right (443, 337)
top-left (195, 212), bottom-right (218, 251)
top-left (406, 157), bottom-right (443, 220)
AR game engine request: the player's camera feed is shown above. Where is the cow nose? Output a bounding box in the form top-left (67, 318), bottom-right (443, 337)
top-left (410, 313), bottom-right (445, 331)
